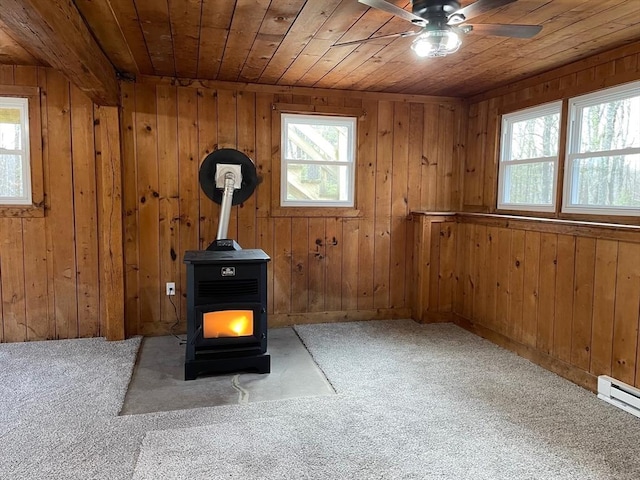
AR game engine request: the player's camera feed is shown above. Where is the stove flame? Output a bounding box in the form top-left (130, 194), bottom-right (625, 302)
top-left (203, 310), bottom-right (253, 338)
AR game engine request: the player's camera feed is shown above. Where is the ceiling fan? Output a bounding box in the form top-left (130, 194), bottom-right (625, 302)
top-left (334, 0), bottom-right (543, 57)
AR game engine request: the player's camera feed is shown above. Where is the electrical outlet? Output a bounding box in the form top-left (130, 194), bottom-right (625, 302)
top-left (166, 282), bottom-right (176, 296)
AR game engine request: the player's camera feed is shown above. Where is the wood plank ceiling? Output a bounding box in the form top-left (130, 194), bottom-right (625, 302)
top-left (1, 0), bottom-right (640, 97)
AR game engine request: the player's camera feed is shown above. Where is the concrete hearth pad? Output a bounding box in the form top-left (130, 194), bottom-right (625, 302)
top-left (120, 327), bottom-right (334, 415)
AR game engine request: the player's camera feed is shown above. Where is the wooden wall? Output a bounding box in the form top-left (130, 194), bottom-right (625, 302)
top-left (462, 42), bottom-right (640, 214)
top-left (121, 79), bottom-right (465, 336)
top-left (449, 43), bottom-right (640, 390)
top-left (0, 65), bottom-right (123, 342)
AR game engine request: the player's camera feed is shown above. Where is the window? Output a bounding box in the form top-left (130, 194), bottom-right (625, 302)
top-left (563, 81), bottom-right (640, 215)
top-left (498, 102), bottom-right (561, 212)
top-left (0, 97), bottom-right (31, 205)
top-left (281, 113), bottom-right (356, 207)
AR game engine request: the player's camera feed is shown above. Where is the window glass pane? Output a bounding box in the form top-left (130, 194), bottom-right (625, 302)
top-left (0, 108), bottom-right (23, 150)
top-left (0, 154), bottom-right (24, 197)
top-left (510, 112), bottom-right (559, 160)
top-left (579, 95), bottom-right (640, 153)
top-left (286, 163), bottom-right (350, 202)
top-left (571, 154), bottom-right (640, 207)
top-left (504, 162), bottom-right (555, 205)
top-left (285, 122), bottom-right (351, 161)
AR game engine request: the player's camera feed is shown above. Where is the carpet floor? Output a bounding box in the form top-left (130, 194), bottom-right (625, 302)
top-left (1, 320), bottom-right (639, 479)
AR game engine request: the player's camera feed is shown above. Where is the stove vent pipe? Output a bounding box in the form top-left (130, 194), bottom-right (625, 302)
top-left (216, 173), bottom-right (236, 240)
top-left (214, 163), bottom-right (243, 240)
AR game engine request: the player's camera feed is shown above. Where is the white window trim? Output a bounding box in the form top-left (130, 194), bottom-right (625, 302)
top-left (281, 113), bottom-right (356, 208)
top-left (563, 80), bottom-right (640, 216)
top-left (0, 96), bottom-right (31, 206)
top-left (497, 101), bottom-right (561, 213)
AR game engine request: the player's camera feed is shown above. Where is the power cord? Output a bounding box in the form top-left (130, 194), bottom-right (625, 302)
top-left (168, 289), bottom-right (186, 345)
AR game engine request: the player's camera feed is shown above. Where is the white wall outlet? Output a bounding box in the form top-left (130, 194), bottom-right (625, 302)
top-left (166, 282), bottom-right (176, 296)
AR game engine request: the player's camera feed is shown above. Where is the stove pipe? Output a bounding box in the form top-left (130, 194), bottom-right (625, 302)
top-left (216, 172), bottom-right (236, 240)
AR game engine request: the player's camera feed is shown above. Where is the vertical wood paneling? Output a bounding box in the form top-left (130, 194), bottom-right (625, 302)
top-left (0, 219), bottom-right (26, 342)
top-left (439, 104), bottom-right (455, 211)
top-left (21, 216), bottom-right (49, 340)
top-left (389, 216), bottom-right (406, 309)
top-left (70, 85), bottom-right (99, 338)
top-left (197, 88), bottom-right (218, 248)
top-left (508, 230), bottom-right (525, 342)
top-left (495, 228), bottom-right (511, 336)
top-left (590, 240), bottom-right (618, 377)
top-left (256, 217), bottom-right (274, 314)
top-left (422, 104), bottom-right (438, 209)
top-left (216, 89), bottom-right (238, 240)
top-left (484, 227), bottom-right (498, 331)
top-left (324, 217), bottom-right (342, 311)
top-left (156, 85), bottom-right (180, 329)
top-left (612, 242), bottom-right (640, 385)
top-left (0, 68), bottom-right (120, 342)
top-left (46, 70), bottom-right (78, 339)
top-left (553, 235), bottom-right (575, 363)
top-left (537, 233), bottom-right (557, 354)
top-left (121, 82), bottom-right (139, 337)
top-left (471, 224), bottom-right (487, 324)
top-left (0, 77), bottom-right (464, 344)
top-left (429, 224), bottom-right (441, 311)
top-left (135, 84), bottom-right (161, 335)
top-left (273, 217), bottom-right (292, 314)
top-left (357, 99), bottom-right (377, 217)
top-left (341, 219), bottom-right (359, 311)
top-left (357, 218), bottom-right (375, 310)
top-left (451, 47), bottom-right (640, 389)
top-left (291, 218), bottom-right (309, 313)
top-left (407, 103), bottom-right (423, 211)
top-left (521, 231), bottom-right (540, 347)
top-left (438, 223), bottom-right (455, 312)
top-left (391, 102), bottom-right (409, 218)
top-left (308, 218), bottom-right (325, 313)
top-left (571, 237), bottom-right (596, 371)
top-left (374, 101), bottom-right (393, 309)
top-left (177, 87), bottom-right (199, 328)
top-left (94, 105), bottom-right (125, 341)
top-left (255, 92), bottom-right (272, 218)
top-left (237, 91), bottom-right (257, 248)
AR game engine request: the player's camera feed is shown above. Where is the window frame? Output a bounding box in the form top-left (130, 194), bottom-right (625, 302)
top-left (497, 101), bottom-right (562, 213)
top-left (280, 112), bottom-right (357, 208)
top-left (0, 96), bottom-right (32, 206)
top-left (0, 85), bottom-right (43, 218)
top-left (562, 80), bottom-right (640, 216)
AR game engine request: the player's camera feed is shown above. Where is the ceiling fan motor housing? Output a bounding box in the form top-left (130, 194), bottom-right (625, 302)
top-left (412, 0), bottom-right (461, 20)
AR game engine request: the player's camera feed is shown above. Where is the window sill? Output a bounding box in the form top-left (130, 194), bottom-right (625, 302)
top-left (0, 204), bottom-right (45, 218)
top-left (269, 206), bottom-right (362, 218)
top-left (493, 207), bottom-right (640, 227)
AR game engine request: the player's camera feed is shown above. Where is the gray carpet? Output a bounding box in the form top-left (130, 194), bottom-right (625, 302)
top-left (1, 321), bottom-right (639, 480)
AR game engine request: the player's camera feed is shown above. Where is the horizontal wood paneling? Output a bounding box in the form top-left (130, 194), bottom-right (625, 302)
top-left (0, 66), bottom-right (122, 342)
top-left (122, 82), bottom-right (464, 335)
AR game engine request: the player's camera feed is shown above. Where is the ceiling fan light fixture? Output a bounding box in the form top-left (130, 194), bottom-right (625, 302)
top-left (411, 29), bottom-right (462, 57)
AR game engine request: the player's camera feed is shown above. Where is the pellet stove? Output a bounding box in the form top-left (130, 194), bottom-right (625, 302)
top-left (184, 149), bottom-right (270, 380)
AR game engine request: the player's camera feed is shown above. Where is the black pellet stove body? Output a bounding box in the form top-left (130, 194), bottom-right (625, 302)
top-left (184, 149), bottom-right (270, 380)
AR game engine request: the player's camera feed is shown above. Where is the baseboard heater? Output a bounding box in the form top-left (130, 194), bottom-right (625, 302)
top-left (597, 375), bottom-right (640, 419)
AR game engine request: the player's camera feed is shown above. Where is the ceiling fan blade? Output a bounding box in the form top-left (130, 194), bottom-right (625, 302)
top-left (468, 23), bottom-right (543, 38)
top-left (452, 0), bottom-right (518, 22)
top-left (358, 0), bottom-right (427, 26)
top-left (332, 30), bottom-right (421, 47)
